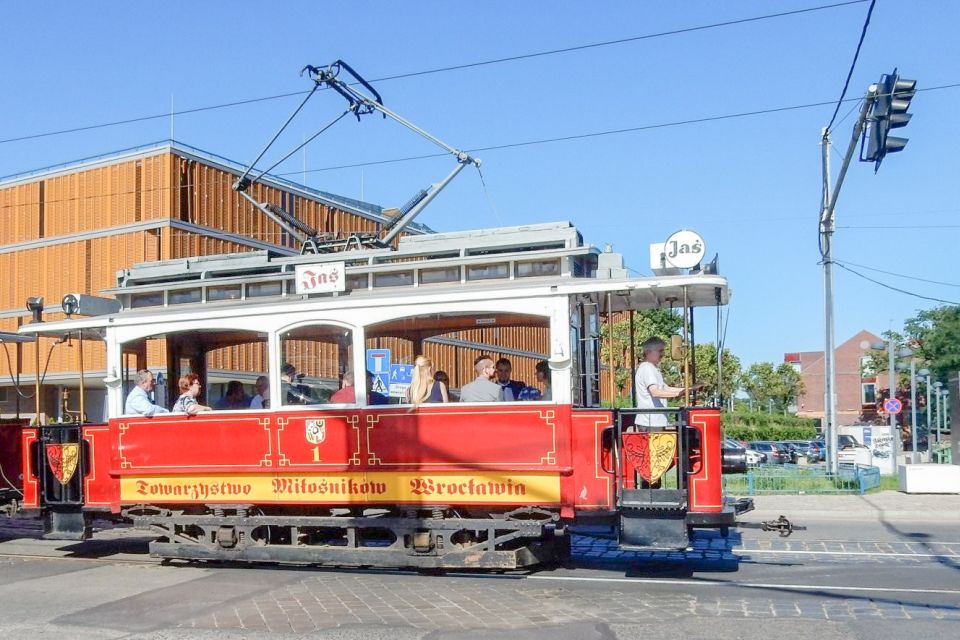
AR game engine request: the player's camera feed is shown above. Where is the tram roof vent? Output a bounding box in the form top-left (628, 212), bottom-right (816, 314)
top-left (595, 246), bottom-right (627, 279)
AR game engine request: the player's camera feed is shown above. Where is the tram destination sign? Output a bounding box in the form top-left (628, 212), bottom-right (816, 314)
top-left (295, 262), bottom-right (346, 295)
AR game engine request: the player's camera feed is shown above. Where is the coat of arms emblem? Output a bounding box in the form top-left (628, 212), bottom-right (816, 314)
top-left (305, 419), bottom-right (326, 445)
top-left (45, 443), bottom-right (80, 485)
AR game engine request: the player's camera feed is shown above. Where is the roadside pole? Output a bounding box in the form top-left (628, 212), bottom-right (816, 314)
top-left (821, 128), bottom-right (837, 473)
top-left (819, 93), bottom-right (873, 474)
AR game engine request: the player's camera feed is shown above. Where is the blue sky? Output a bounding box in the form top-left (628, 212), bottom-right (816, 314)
top-left (2, 1), bottom-right (957, 368)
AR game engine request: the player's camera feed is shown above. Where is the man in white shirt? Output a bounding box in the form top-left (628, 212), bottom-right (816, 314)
top-left (124, 370), bottom-right (170, 416)
top-left (250, 376), bottom-right (270, 409)
top-left (634, 337), bottom-right (700, 426)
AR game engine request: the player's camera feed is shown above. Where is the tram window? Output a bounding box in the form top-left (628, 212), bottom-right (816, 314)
top-left (420, 267), bottom-right (460, 285)
top-left (280, 324), bottom-right (353, 405)
top-left (373, 271), bottom-right (414, 288)
top-left (346, 273), bottom-right (369, 290)
top-left (516, 259), bottom-right (560, 278)
top-left (130, 292), bottom-right (164, 308)
top-left (247, 281), bottom-right (282, 298)
top-left (466, 263), bottom-right (509, 281)
top-left (207, 284), bottom-right (242, 301)
top-left (169, 288), bottom-right (201, 305)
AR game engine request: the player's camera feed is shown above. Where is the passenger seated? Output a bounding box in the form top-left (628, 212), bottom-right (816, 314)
top-left (459, 356), bottom-right (500, 402)
top-left (215, 380), bottom-right (251, 409)
top-left (405, 355), bottom-right (449, 404)
top-left (518, 360), bottom-right (551, 401)
top-left (435, 370), bottom-right (458, 401)
top-left (172, 373), bottom-right (213, 414)
top-left (494, 357), bottom-right (526, 401)
top-left (281, 363), bottom-right (311, 404)
top-left (250, 375), bottom-right (269, 409)
top-left (329, 370), bottom-right (389, 405)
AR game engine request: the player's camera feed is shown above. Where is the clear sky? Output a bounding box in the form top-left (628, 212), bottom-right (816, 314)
top-left (1, 1), bottom-right (957, 368)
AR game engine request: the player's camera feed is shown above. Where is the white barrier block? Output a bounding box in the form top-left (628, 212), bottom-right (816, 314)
top-left (898, 464), bottom-right (960, 494)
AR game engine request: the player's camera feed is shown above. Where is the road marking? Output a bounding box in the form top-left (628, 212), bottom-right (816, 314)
top-left (739, 549), bottom-right (959, 559)
top-left (525, 574), bottom-right (960, 595)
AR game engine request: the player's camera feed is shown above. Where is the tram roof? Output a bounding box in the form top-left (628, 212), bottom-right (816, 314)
top-left (19, 221), bottom-right (729, 339)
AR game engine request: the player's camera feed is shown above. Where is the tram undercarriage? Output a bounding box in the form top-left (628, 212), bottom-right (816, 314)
top-left (124, 505), bottom-right (570, 569)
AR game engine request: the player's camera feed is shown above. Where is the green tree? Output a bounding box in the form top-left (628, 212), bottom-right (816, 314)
top-left (692, 343), bottom-right (741, 400)
top-left (903, 305), bottom-right (960, 382)
top-left (600, 309), bottom-right (681, 399)
top-left (741, 361), bottom-right (804, 413)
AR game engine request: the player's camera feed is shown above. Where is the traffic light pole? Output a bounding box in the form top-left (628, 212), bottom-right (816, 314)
top-left (820, 91), bottom-right (875, 474)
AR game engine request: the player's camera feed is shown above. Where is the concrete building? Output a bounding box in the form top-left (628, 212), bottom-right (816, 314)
top-left (784, 329), bottom-right (890, 426)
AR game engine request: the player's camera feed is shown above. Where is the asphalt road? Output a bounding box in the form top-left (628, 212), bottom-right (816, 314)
top-left (0, 508), bottom-right (957, 640)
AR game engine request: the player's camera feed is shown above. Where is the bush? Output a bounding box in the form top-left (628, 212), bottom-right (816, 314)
top-left (722, 410), bottom-right (817, 441)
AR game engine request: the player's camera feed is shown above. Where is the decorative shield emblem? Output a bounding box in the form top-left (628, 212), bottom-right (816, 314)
top-left (624, 432), bottom-right (677, 483)
top-left (45, 443), bottom-right (80, 485)
top-left (305, 419), bottom-right (326, 445)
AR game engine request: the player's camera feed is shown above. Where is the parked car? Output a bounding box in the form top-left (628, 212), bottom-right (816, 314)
top-left (724, 438), bottom-right (767, 465)
top-left (806, 441), bottom-right (823, 462)
top-left (748, 441), bottom-right (791, 464)
top-left (811, 440), bottom-right (826, 461)
top-left (783, 440), bottom-right (814, 463)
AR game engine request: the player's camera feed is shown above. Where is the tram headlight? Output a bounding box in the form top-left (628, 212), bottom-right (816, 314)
top-left (62, 294), bottom-right (80, 317)
top-left (25, 297), bottom-right (44, 323)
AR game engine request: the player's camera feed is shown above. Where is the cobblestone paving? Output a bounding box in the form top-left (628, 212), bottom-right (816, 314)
top-left (178, 568), bottom-right (960, 634)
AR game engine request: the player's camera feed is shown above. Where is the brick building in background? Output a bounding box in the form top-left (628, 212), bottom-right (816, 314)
top-left (784, 329), bottom-right (890, 426)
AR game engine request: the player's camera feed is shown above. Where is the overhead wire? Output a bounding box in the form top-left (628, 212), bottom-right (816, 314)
top-left (0, 1), bottom-right (870, 146)
top-left (825, 0), bottom-right (876, 133)
top-left (833, 261), bottom-right (960, 305)
top-left (832, 259), bottom-right (960, 288)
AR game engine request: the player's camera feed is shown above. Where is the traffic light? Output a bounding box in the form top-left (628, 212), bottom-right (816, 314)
top-left (863, 69), bottom-right (916, 171)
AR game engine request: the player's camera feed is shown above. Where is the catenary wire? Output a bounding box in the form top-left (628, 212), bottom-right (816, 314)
top-left (281, 83), bottom-right (960, 175)
top-left (833, 261), bottom-right (960, 305)
top-left (0, 1), bottom-right (870, 146)
top-left (825, 0), bottom-right (876, 133)
top-left (833, 259), bottom-right (960, 288)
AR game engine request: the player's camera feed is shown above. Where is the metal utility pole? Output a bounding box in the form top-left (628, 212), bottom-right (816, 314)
top-left (820, 93), bottom-right (876, 474)
top-left (888, 340), bottom-right (898, 459)
top-left (909, 359), bottom-right (917, 461)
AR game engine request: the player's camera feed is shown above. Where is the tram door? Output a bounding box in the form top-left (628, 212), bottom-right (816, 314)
top-left (570, 298), bottom-right (600, 407)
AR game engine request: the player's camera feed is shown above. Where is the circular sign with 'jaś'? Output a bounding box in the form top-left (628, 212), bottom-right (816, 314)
top-left (663, 230), bottom-right (705, 269)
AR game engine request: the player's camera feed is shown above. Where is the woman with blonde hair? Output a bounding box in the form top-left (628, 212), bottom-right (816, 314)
top-left (405, 355), bottom-right (449, 404)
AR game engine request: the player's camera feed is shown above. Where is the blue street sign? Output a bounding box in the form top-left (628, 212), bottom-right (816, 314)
top-left (863, 427), bottom-right (872, 446)
top-left (370, 373), bottom-right (390, 396)
top-left (366, 349), bottom-right (391, 375)
top-left (883, 398), bottom-right (902, 415)
top-left (390, 364), bottom-right (414, 384)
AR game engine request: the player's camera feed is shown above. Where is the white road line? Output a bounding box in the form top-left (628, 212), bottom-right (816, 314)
top-left (526, 575), bottom-right (960, 595)
top-left (737, 549), bottom-right (959, 559)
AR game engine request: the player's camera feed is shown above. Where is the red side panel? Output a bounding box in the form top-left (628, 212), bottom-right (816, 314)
top-left (687, 408), bottom-right (723, 513)
top-left (20, 428), bottom-right (38, 508)
top-left (83, 425), bottom-right (120, 510)
top-left (364, 406), bottom-right (570, 471)
top-left (115, 414), bottom-right (277, 474)
top-left (98, 405), bottom-right (576, 510)
top-left (569, 411), bottom-right (614, 511)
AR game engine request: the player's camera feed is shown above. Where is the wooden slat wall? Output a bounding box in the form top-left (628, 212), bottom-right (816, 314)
top-left (0, 182), bottom-right (41, 243)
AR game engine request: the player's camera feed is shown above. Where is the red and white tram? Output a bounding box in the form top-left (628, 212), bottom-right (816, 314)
top-left (15, 220), bottom-right (750, 569)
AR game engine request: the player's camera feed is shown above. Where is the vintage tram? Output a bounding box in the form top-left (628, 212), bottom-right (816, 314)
top-left (9, 220), bottom-right (750, 569)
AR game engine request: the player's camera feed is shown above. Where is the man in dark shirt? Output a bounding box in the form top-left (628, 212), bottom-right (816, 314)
top-left (494, 358), bottom-right (526, 401)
